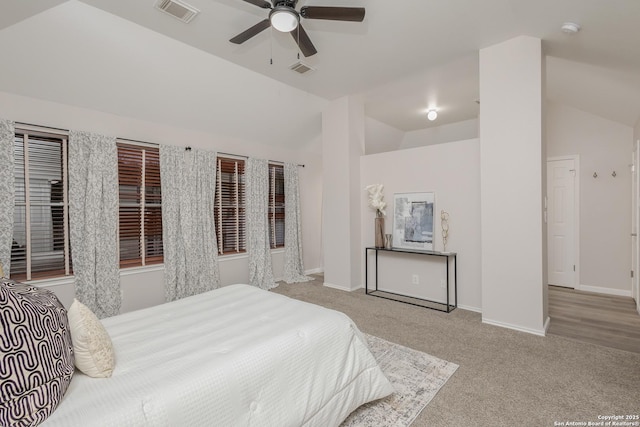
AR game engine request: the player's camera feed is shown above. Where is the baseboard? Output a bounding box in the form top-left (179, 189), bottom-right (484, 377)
top-left (457, 304), bottom-right (482, 313)
top-left (577, 284), bottom-right (632, 297)
top-left (323, 282), bottom-right (357, 292)
top-left (482, 318), bottom-right (547, 337)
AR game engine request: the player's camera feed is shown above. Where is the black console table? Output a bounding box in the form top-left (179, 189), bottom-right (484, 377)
top-left (365, 247), bottom-right (457, 313)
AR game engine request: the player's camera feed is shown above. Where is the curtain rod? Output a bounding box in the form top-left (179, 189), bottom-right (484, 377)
top-left (190, 148), bottom-right (305, 167)
top-left (16, 122), bottom-right (304, 167)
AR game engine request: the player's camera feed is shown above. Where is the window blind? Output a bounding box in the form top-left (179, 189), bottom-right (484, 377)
top-left (12, 132), bottom-right (71, 281)
top-left (269, 164), bottom-right (285, 248)
top-left (117, 143), bottom-right (163, 267)
top-left (144, 148), bottom-right (163, 263)
top-left (215, 157), bottom-right (246, 255)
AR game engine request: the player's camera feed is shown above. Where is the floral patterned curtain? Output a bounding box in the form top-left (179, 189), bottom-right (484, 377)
top-left (160, 145), bottom-right (220, 301)
top-left (246, 157), bottom-right (277, 290)
top-left (69, 130), bottom-right (120, 318)
top-left (0, 119), bottom-right (14, 277)
top-left (283, 163), bottom-right (311, 283)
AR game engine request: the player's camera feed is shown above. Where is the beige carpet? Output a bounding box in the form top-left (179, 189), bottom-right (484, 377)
top-left (272, 276), bottom-right (640, 427)
top-left (342, 334), bottom-right (458, 426)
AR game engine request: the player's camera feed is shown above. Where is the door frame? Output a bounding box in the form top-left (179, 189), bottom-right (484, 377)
top-left (547, 155), bottom-right (580, 289)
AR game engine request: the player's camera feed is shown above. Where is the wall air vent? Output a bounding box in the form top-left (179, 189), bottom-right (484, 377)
top-left (290, 61), bottom-right (315, 74)
top-left (155, 0), bottom-right (200, 23)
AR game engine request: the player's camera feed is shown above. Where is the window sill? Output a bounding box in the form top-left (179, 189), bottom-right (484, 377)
top-left (17, 264), bottom-right (166, 288)
top-left (18, 250), bottom-right (283, 286)
top-left (218, 252), bottom-right (248, 262)
top-left (119, 264), bottom-right (165, 276)
top-left (25, 275), bottom-right (75, 289)
top-left (219, 248), bottom-right (284, 262)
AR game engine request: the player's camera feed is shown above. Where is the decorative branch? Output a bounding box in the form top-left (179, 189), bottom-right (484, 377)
top-left (365, 184), bottom-right (386, 217)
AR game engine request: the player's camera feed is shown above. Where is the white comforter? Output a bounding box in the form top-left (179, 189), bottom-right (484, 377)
top-left (43, 284), bottom-right (393, 427)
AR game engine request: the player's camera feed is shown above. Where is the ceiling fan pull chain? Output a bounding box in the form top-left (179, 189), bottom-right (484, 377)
top-left (270, 26), bottom-right (274, 65)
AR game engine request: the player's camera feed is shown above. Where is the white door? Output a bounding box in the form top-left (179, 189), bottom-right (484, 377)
top-left (633, 141), bottom-right (640, 311)
top-left (547, 158), bottom-right (578, 288)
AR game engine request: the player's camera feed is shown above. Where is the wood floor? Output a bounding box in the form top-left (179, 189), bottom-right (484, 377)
top-left (547, 285), bottom-right (640, 353)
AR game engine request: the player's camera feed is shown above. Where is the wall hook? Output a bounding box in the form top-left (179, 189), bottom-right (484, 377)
top-left (593, 172), bottom-right (598, 178)
top-left (612, 171), bottom-right (617, 178)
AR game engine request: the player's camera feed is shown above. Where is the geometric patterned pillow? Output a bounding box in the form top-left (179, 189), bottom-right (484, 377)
top-left (0, 278), bottom-right (74, 427)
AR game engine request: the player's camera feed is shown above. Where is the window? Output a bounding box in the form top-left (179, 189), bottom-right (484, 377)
top-left (117, 143), bottom-right (163, 267)
top-left (213, 158), bottom-right (285, 255)
top-left (11, 129), bottom-right (71, 281)
top-left (214, 157), bottom-right (246, 255)
top-left (268, 164), bottom-right (285, 248)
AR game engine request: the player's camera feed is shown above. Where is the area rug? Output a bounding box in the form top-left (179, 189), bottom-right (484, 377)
top-left (341, 334), bottom-right (459, 427)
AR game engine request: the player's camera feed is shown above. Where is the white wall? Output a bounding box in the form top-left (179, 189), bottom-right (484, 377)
top-left (547, 102), bottom-right (633, 295)
top-left (360, 139), bottom-right (482, 311)
top-left (400, 119), bottom-right (479, 150)
top-left (0, 1), bottom-right (328, 150)
top-left (349, 98), bottom-right (366, 289)
top-left (322, 96), bottom-right (365, 291)
top-left (364, 117), bottom-right (404, 155)
top-left (0, 91), bottom-right (323, 312)
top-left (364, 117), bottom-right (480, 155)
top-left (479, 36), bottom-right (546, 335)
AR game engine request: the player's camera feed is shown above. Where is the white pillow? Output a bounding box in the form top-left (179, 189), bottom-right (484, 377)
top-left (68, 299), bottom-right (115, 378)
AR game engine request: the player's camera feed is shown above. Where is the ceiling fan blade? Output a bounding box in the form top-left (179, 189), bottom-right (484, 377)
top-left (230, 19), bottom-right (271, 44)
top-left (300, 6), bottom-right (365, 22)
top-left (241, 0), bottom-right (272, 9)
top-left (290, 24), bottom-right (317, 57)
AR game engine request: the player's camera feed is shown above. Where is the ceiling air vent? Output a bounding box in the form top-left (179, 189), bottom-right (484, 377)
top-left (155, 0), bottom-right (200, 23)
top-left (290, 61), bottom-right (315, 75)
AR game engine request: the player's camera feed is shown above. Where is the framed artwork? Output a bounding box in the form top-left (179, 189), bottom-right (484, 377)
top-left (393, 192), bottom-right (435, 250)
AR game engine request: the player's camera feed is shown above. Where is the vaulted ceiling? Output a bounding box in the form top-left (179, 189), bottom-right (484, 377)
top-left (1, 0), bottom-right (639, 149)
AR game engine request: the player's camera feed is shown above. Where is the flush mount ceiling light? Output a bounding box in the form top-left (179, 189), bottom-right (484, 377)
top-left (427, 109), bottom-right (438, 121)
top-left (270, 6), bottom-right (299, 32)
top-left (561, 22), bottom-right (581, 34)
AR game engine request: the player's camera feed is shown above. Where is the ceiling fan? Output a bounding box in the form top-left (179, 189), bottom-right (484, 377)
top-left (229, 0), bottom-right (365, 57)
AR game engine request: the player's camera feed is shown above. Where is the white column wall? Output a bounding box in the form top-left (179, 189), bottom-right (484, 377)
top-left (349, 97), bottom-right (365, 288)
top-left (479, 36), bottom-right (547, 335)
top-left (322, 96), bottom-right (365, 291)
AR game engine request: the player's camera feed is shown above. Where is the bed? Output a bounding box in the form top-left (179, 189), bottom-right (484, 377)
top-left (40, 284), bottom-right (393, 426)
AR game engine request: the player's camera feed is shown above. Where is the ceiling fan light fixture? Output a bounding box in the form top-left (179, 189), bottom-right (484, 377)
top-left (270, 7), bottom-right (299, 32)
top-left (427, 109), bottom-right (438, 121)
